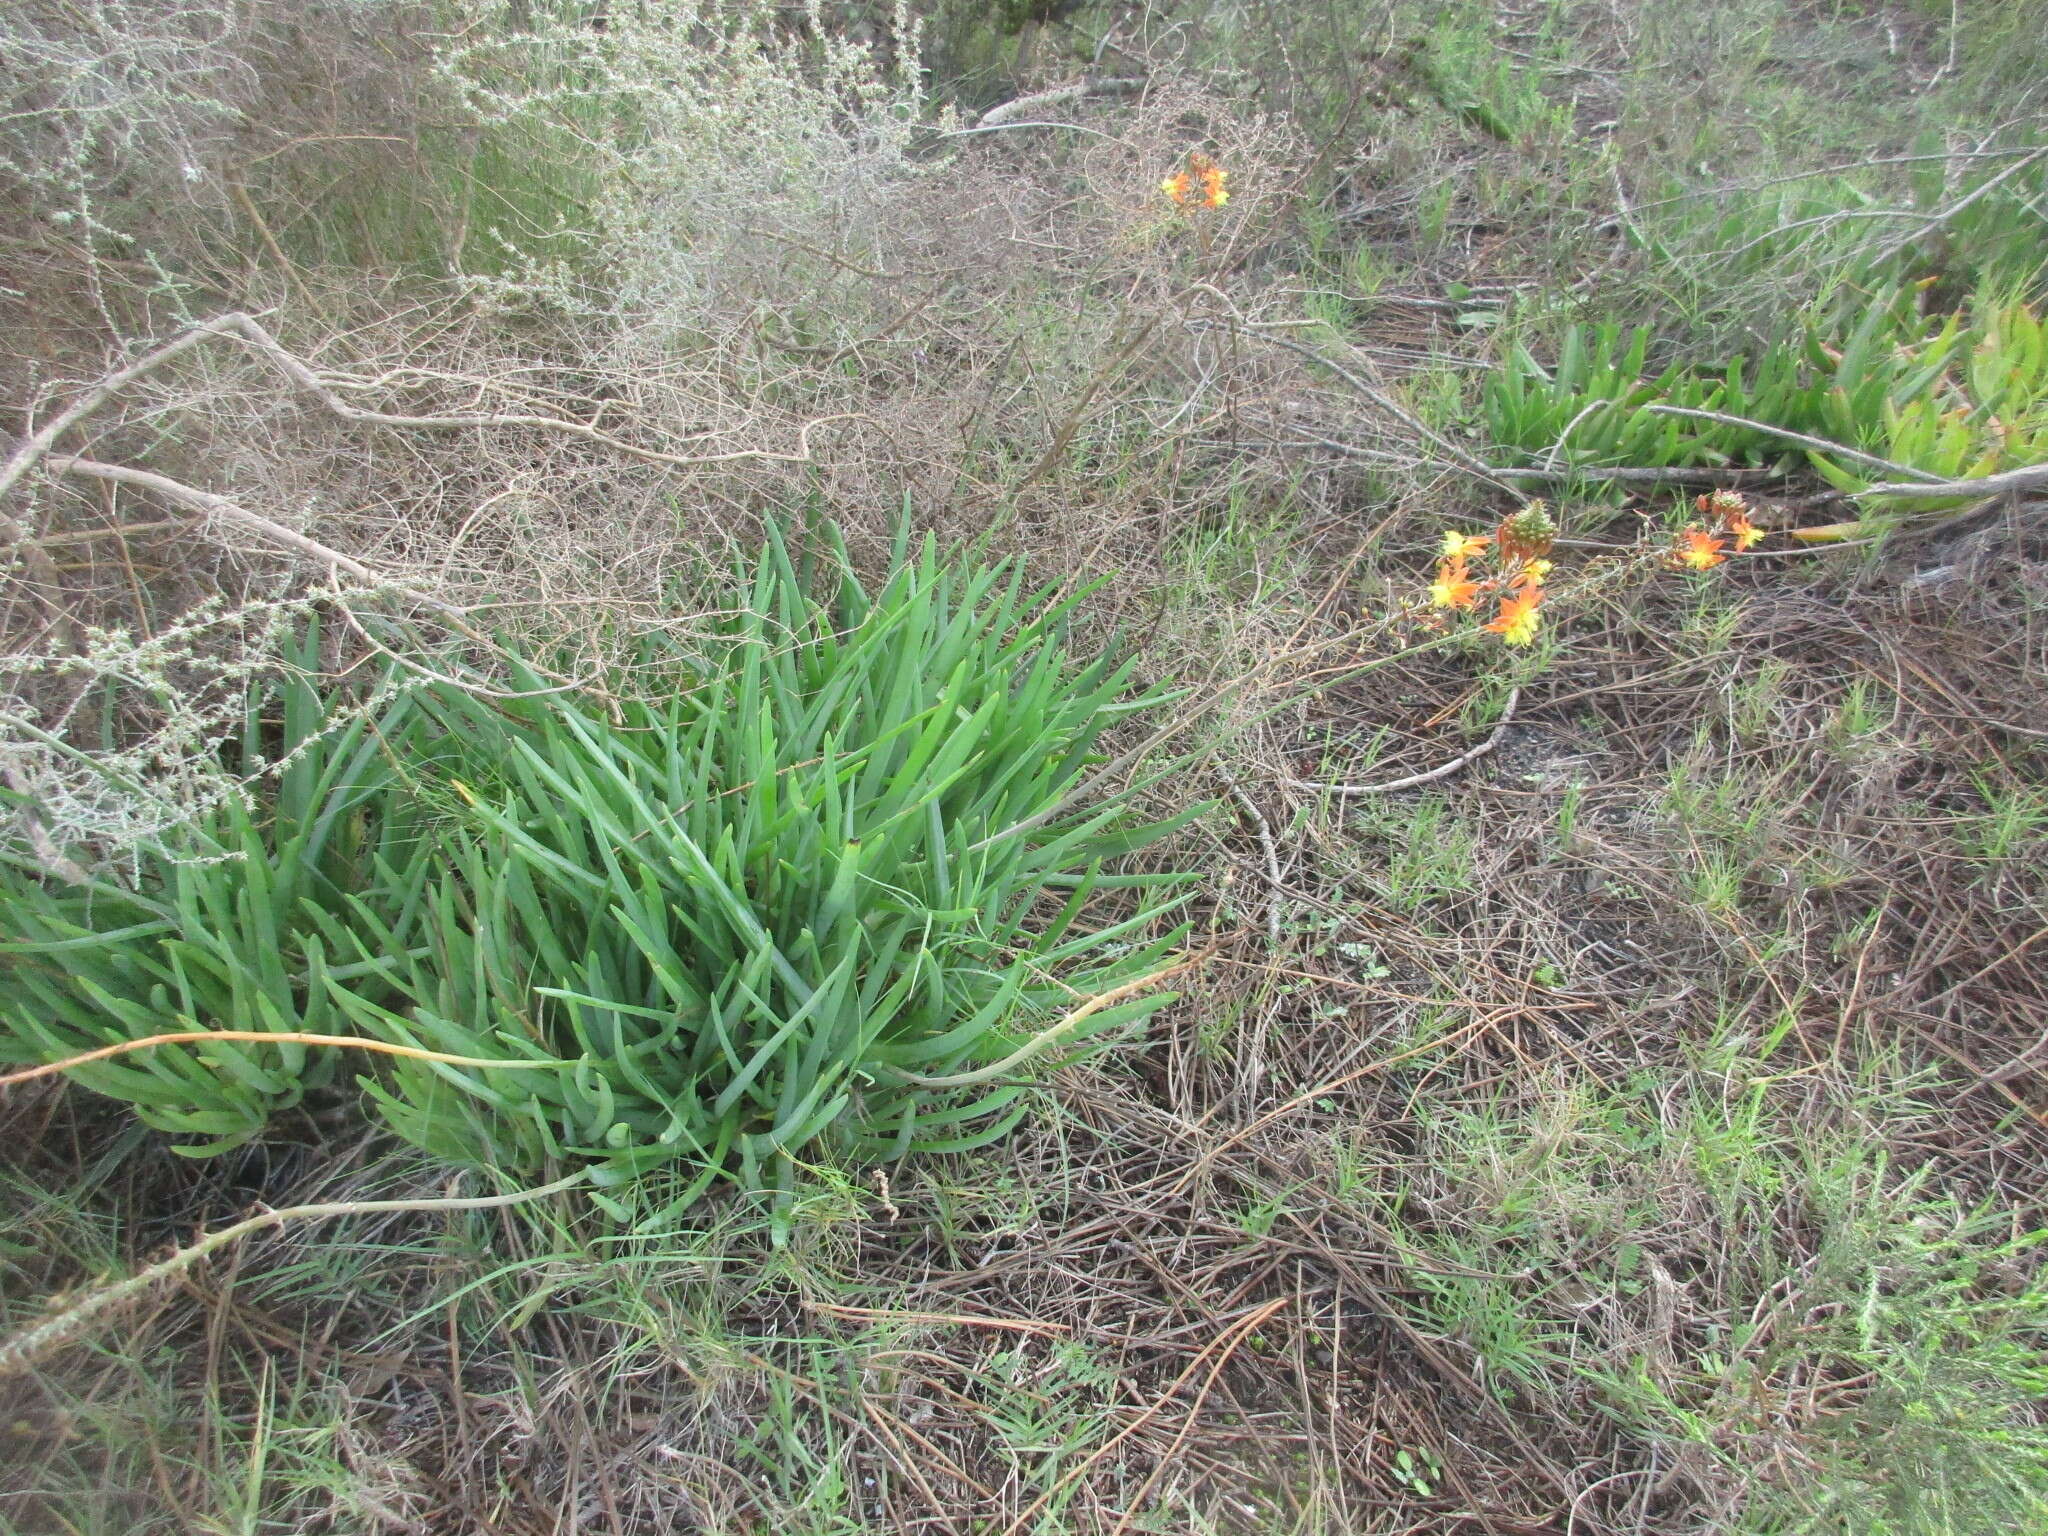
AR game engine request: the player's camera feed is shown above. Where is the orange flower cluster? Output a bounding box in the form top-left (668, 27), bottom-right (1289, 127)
top-left (1669, 489), bottom-right (1764, 571)
top-left (1161, 151), bottom-right (1229, 209)
top-left (1431, 501), bottom-right (1558, 647)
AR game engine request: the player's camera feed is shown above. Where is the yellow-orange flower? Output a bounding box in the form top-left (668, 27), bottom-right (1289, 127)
top-left (1430, 558), bottom-right (1480, 610)
top-left (1485, 589), bottom-right (1543, 646)
top-left (1672, 526), bottom-right (1727, 571)
top-left (1163, 152), bottom-right (1229, 209)
top-left (1697, 489), bottom-right (1763, 551)
top-left (1440, 529), bottom-right (1490, 561)
top-left (1510, 557), bottom-right (1554, 590)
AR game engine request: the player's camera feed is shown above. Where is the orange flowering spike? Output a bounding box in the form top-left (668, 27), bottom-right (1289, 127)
top-left (1497, 500), bottom-right (1558, 561)
top-left (1671, 526), bottom-right (1727, 571)
top-left (1485, 589), bottom-right (1543, 646)
top-left (1696, 488), bottom-right (1763, 550)
top-left (1697, 489), bottom-right (1749, 522)
top-left (1188, 151), bottom-right (1229, 207)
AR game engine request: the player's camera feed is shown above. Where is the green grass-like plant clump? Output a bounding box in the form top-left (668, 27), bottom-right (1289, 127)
top-left (0, 626), bottom-right (438, 1153)
top-left (325, 523), bottom-right (1202, 1222)
top-left (2, 528), bottom-right (1199, 1219)
top-left (1484, 320), bottom-right (1813, 472)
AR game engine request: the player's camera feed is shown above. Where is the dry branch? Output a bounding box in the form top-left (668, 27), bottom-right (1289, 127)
top-left (1859, 461), bottom-right (2048, 500)
top-left (1644, 406), bottom-right (2048, 501)
top-left (45, 454), bottom-right (463, 614)
top-left (1283, 687), bottom-right (1521, 796)
top-left (189, 313), bottom-right (859, 469)
top-left (0, 312), bottom-right (861, 520)
top-left (973, 77), bottom-right (1146, 127)
top-left (0, 328), bottom-right (220, 504)
top-left (1641, 405), bottom-right (1943, 482)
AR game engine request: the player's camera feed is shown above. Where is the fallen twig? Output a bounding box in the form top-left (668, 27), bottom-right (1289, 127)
top-left (1218, 767), bottom-right (1285, 946)
top-left (801, 1302), bottom-right (1070, 1337)
top-left (1282, 686), bottom-right (1520, 796)
top-left (999, 1296), bottom-right (1290, 1536)
top-left (1099, 1297), bottom-right (1291, 1536)
top-left (1494, 464), bottom-right (1787, 487)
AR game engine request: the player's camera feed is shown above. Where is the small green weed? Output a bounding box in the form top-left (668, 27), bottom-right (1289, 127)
top-left (1354, 795), bottom-right (1478, 915)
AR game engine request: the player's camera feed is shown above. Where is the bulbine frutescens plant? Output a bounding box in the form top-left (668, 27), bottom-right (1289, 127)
top-left (322, 525), bottom-right (1201, 1222)
top-left (1, 527), bottom-right (1199, 1210)
top-left (0, 626), bottom-right (440, 1152)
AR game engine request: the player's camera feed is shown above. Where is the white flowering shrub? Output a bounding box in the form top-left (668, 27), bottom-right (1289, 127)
top-left (0, 0), bottom-right (248, 246)
top-left (0, 594), bottom-right (419, 861)
top-left (440, 0), bottom-right (947, 339)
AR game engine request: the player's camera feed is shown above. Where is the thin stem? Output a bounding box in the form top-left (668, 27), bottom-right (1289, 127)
top-left (0, 1170), bottom-right (591, 1378)
top-left (0, 1030), bottom-right (570, 1090)
top-left (884, 948), bottom-right (1213, 1088)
